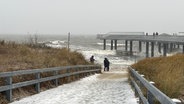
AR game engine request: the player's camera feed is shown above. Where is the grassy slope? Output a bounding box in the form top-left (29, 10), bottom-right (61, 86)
top-left (0, 41), bottom-right (92, 104)
top-left (0, 42), bottom-right (90, 72)
top-left (132, 54), bottom-right (184, 98)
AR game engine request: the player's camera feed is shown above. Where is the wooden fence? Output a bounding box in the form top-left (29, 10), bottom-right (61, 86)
top-left (128, 67), bottom-right (177, 104)
top-left (0, 65), bottom-right (101, 102)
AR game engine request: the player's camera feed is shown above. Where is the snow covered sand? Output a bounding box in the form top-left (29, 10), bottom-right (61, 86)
top-left (10, 71), bottom-right (138, 104)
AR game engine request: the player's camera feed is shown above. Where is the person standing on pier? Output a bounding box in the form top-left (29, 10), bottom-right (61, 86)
top-left (156, 32), bottom-right (159, 36)
top-left (104, 58), bottom-right (110, 71)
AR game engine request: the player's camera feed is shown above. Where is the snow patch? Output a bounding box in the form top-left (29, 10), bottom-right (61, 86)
top-left (11, 74), bottom-right (138, 104)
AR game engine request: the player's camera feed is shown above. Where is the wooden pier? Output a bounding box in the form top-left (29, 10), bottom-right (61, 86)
top-left (97, 32), bottom-right (184, 57)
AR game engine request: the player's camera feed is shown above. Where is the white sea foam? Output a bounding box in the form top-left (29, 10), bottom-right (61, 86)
top-left (44, 40), bottom-right (67, 48)
top-left (50, 40), bottom-right (66, 45)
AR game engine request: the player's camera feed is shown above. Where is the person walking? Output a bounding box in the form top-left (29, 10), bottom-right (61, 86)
top-left (104, 58), bottom-right (110, 71)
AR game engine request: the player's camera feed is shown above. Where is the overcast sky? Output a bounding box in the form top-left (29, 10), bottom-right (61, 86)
top-left (0, 0), bottom-right (184, 35)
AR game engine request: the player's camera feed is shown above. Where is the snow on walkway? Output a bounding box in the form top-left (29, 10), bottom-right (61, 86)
top-left (10, 71), bottom-right (138, 104)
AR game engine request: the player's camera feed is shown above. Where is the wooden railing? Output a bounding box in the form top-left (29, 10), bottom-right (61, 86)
top-left (0, 65), bottom-right (101, 102)
top-left (128, 67), bottom-right (176, 104)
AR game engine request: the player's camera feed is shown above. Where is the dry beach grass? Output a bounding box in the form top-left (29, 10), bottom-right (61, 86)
top-left (0, 40), bottom-right (91, 104)
top-left (132, 54), bottom-right (184, 100)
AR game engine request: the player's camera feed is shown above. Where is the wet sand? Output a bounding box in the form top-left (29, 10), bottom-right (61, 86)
top-left (98, 67), bottom-right (129, 80)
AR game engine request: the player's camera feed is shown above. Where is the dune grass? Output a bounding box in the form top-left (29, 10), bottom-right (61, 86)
top-left (0, 41), bottom-right (90, 72)
top-left (0, 40), bottom-right (92, 104)
top-left (131, 54), bottom-right (184, 99)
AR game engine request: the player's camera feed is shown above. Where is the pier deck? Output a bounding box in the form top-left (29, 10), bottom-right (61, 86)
top-left (97, 32), bottom-right (184, 57)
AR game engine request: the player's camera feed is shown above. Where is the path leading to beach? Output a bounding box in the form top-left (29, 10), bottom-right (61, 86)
top-left (11, 70), bottom-right (138, 104)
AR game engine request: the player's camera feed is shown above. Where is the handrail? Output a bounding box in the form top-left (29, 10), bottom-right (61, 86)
top-left (0, 65), bottom-right (98, 77)
top-left (0, 65), bottom-right (101, 102)
top-left (128, 66), bottom-right (175, 104)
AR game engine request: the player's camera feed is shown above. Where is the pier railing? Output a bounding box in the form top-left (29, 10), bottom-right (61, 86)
top-left (0, 65), bottom-right (101, 102)
top-left (128, 67), bottom-right (176, 104)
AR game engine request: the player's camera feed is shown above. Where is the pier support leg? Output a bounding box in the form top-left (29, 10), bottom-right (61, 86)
top-left (163, 44), bottom-right (167, 56)
top-left (114, 40), bottom-right (117, 50)
top-left (151, 42), bottom-right (154, 57)
top-left (146, 42), bottom-right (149, 58)
top-left (139, 41), bottom-right (142, 52)
top-left (130, 41), bottom-right (133, 54)
top-left (103, 39), bottom-right (106, 50)
top-left (166, 44), bottom-right (169, 52)
top-left (173, 44), bottom-right (176, 48)
top-left (111, 40), bottom-right (113, 50)
top-left (183, 45), bottom-right (184, 54)
top-left (125, 40), bottom-right (128, 51)
top-left (158, 43), bottom-right (161, 53)
top-left (178, 44), bottom-right (180, 48)
top-left (170, 43), bottom-right (173, 52)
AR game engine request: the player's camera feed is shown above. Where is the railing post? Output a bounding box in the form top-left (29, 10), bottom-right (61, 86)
top-left (67, 68), bottom-right (70, 82)
top-left (99, 66), bottom-right (102, 73)
top-left (88, 67), bottom-right (91, 75)
top-left (147, 82), bottom-right (155, 104)
top-left (54, 71), bottom-right (58, 86)
top-left (35, 72), bottom-right (40, 93)
top-left (81, 67), bottom-right (84, 77)
top-left (5, 77), bottom-right (12, 102)
top-left (87, 67), bottom-right (90, 76)
top-left (147, 91), bottom-right (154, 104)
top-left (76, 68), bottom-right (79, 80)
top-left (91, 67), bottom-right (96, 74)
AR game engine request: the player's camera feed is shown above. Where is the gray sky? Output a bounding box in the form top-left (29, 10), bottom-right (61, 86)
top-left (0, 0), bottom-right (184, 35)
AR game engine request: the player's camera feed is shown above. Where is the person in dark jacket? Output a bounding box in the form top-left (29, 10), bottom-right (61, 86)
top-left (104, 58), bottom-right (110, 71)
top-left (90, 55), bottom-right (95, 63)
